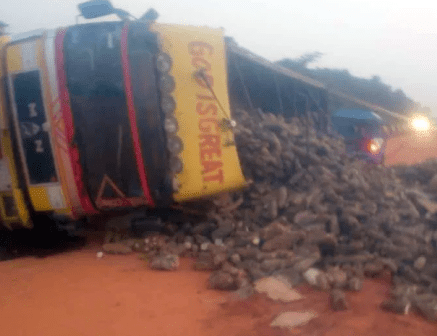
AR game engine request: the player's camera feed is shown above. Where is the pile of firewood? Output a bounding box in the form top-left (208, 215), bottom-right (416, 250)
top-left (106, 108), bottom-right (437, 320)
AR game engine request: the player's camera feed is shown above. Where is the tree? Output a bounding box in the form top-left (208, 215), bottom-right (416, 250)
top-left (277, 51), bottom-right (324, 70)
top-left (276, 53), bottom-right (421, 116)
top-left (295, 51), bottom-right (324, 68)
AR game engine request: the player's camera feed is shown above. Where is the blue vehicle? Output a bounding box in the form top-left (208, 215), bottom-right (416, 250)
top-left (331, 109), bottom-right (386, 164)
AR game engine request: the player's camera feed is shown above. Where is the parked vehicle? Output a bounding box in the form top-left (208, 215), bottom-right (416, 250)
top-left (331, 109), bottom-right (387, 164)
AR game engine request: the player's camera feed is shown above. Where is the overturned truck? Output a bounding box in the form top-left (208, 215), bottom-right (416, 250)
top-left (226, 39), bottom-right (330, 132)
top-left (225, 39), bottom-right (421, 166)
top-left (0, 0), bottom-right (414, 236)
top-left (0, 2), bottom-right (249, 232)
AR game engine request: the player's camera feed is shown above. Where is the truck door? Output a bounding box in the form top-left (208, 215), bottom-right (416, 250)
top-left (4, 34), bottom-right (68, 214)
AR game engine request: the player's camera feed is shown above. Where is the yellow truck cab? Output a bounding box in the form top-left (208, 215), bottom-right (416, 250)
top-left (0, 1), bottom-right (246, 231)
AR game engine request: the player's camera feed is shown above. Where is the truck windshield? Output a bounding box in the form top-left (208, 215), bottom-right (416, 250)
top-left (63, 22), bottom-right (144, 204)
top-left (63, 22), bottom-right (172, 208)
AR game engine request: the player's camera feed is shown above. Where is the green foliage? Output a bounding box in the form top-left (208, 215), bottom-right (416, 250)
top-left (279, 52), bottom-right (324, 69)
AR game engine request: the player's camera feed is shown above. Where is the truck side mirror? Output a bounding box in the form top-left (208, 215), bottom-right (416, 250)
top-left (140, 8), bottom-right (159, 22)
top-left (78, 0), bottom-right (115, 19)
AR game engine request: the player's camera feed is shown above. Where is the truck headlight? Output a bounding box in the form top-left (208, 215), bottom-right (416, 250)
top-left (159, 74), bottom-right (175, 93)
top-left (161, 95), bottom-right (176, 115)
top-left (169, 156), bottom-right (183, 174)
top-left (164, 116), bottom-right (178, 134)
top-left (156, 53), bottom-right (172, 73)
top-left (167, 135), bottom-right (183, 154)
top-left (367, 138), bottom-right (383, 154)
top-left (410, 116), bottom-right (431, 132)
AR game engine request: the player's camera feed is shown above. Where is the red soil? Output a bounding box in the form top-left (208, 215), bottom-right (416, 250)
top-left (2, 131), bottom-right (437, 336)
top-left (385, 131), bottom-right (437, 166)
top-left (1, 243), bottom-right (436, 336)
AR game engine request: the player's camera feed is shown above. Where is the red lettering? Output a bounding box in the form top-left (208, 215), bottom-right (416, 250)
top-left (199, 134), bottom-right (221, 151)
top-left (188, 42), bottom-right (214, 56)
top-left (196, 94), bottom-right (214, 100)
top-left (196, 102), bottom-right (217, 116)
top-left (200, 147), bottom-right (221, 161)
top-left (199, 119), bottom-right (219, 133)
top-left (203, 169), bottom-right (224, 184)
top-left (191, 57), bottom-right (211, 71)
top-left (201, 160), bottom-right (222, 174)
top-left (190, 41), bottom-right (225, 185)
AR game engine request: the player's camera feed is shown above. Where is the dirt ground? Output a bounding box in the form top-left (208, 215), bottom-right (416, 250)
top-left (2, 132), bottom-right (437, 336)
top-left (1, 238), bottom-right (436, 336)
top-left (385, 131), bottom-right (437, 166)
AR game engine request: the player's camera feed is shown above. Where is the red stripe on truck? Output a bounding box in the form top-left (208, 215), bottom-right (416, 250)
top-left (120, 24), bottom-right (155, 207)
top-left (54, 28), bottom-right (98, 215)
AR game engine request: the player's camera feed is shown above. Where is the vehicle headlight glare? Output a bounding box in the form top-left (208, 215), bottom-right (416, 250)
top-left (411, 116), bottom-right (431, 132)
top-left (368, 138), bottom-right (383, 154)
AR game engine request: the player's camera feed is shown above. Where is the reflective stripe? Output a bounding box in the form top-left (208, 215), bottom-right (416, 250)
top-left (120, 23), bottom-right (155, 207)
top-left (44, 30), bottom-right (79, 217)
top-left (55, 29), bottom-right (98, 215)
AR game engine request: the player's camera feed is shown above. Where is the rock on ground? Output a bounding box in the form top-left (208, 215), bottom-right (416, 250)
top-left (303, 268), bottom-right (322, 287)
top-left (348, 277), bottom-right (363, 291)
top-left (413, 301), bottom-right (437, 322)
top-left (270, 311), bottom-right (318, 330)
top-left (102, 243), bottom-right (132, 254)
top-left (381, 298), bottom-right (411, 315)
top-left (149, 254), bottom-right (179, 271)
top-left (254, 277), bottom-right (303, 302)
top-left (208, 270), bottom-right (238, 290)
top-left (331, 289), bottom-right (348, 311)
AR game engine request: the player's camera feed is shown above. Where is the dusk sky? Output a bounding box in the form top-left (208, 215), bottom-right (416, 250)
top-left (3, 0), bottom-right (437, 115)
